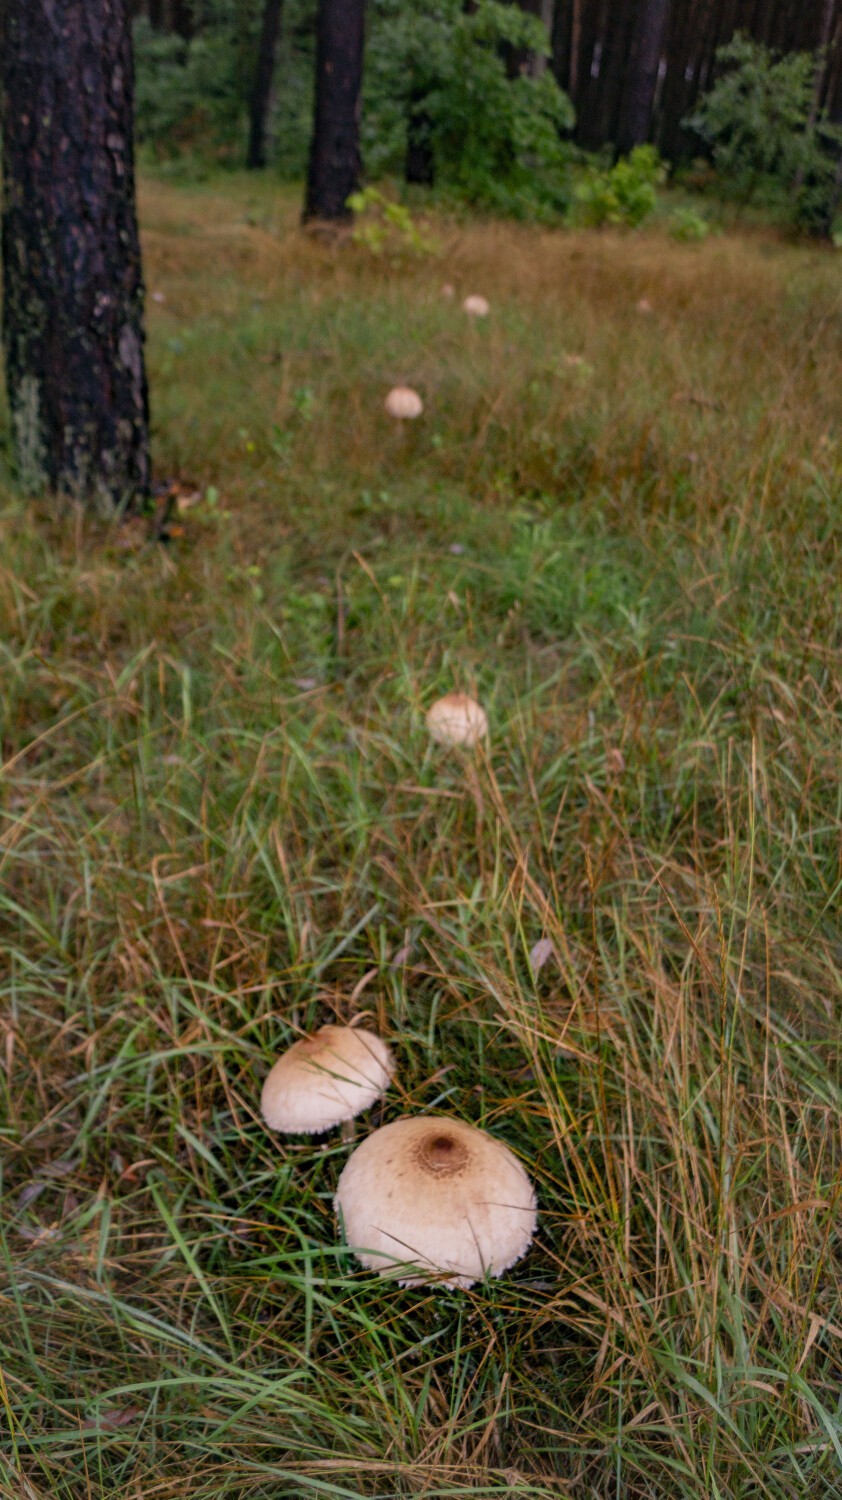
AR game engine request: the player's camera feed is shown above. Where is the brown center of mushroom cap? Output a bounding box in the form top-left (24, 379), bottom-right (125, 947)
top-left (298, 1028), bottom-right (333, 1054)
top-left (414, 1130), bottom-right (470, 1176)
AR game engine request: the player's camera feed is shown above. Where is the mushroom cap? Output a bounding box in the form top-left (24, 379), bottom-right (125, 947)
top-left (425, 693), bottom-right (488, 748)
top-left (384, 386), bottom-right (424, 420)
top-left (335, 1116), bottom-right (537, 1288)
top-left (462, 294), bottom-right (490, 317)
top-left (261, 1025), bottom-right (394, 1134)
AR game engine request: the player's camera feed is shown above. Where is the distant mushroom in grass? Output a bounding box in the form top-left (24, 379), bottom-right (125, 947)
top-left (335, 1116), bottom-right (537, 1288)
top-left (463, 295), bottom-right (489, 318)
top-left (426, 692), bottom-right (488, 748)
top-left (261, 1025), bottom-right (394, 1135)
top-left (384, 386), bottom-right (423, 420)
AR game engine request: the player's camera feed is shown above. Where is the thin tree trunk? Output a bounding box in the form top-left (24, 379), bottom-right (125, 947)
top-left (303, 0), bottom-right (366, 222)
top-left (617, 0), bottom-right (673, 154)
top-left (569, 0), bottom-right (582, 101)
top-left (247, 0), bottom-right (284, 169)
top-left (405, 89), bottom-right (435, 186)
top-left (530, 0), bottom-right (556, 76)
top-left (1, 0), bottom-right (150, 508)
top-left (510, 0), bottom-right (556, 78)
top-left (168, 0), bottom-right (192, 38)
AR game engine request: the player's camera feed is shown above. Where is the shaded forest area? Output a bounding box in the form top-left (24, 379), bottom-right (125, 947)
top-left (133, 0), bottom-right (842, 167)
top-left (551, 0), bottom-right (842, 157)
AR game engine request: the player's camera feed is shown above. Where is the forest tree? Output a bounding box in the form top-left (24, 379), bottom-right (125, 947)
top-left (1, 0), bottom-right (150, 508)
top-left (304, 0), bottom-right (366, 220)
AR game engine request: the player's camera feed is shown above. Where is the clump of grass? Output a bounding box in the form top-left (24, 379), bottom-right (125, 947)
top-left (0, 172), bottom-right (840, 1499)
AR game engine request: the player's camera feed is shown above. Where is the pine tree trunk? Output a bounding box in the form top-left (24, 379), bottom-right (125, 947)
top-left (405, 87), bottom-right (435, 186)
top-left (1, 0), bottom-right (150, 509)
top-left (616, 0), bottom-right (672, 154)
top-left (303, 0), bottom-right (366, 221)
top-left (248, 0), bottom-right (284, 169)
top-left (168, 0), bottom-right (192, 38)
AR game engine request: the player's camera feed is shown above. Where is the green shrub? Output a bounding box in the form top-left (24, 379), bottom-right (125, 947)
top-left (364, 0), bottom-right (575, 218)
top-left (347, 188), bottom-right (439, 257)
top-left (686, 34), bottom-right (842, 236)
top-left (668, 206), bottom-right (710, 242)
top-left (133, 5), bottom-right (261, 160)
top-left (574, 145), bottom-right (665, 229)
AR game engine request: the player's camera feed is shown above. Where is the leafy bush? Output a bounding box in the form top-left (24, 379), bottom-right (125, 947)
top-left (686, 34), bottom-right (842, 236)
top-left (574, 145), bottom-right (665, 228)
top-left (347, 188), bottom-right (438, 257)
top-left (134, 5), bottom-right (261, 160)
top-left (364, 0), bottom-right (575, 218)
top-left (668, 206), bottom-right (710, 242)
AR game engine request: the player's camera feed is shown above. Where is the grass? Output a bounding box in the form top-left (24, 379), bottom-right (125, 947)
top-left (0, 173), bottom-right (840, 1499)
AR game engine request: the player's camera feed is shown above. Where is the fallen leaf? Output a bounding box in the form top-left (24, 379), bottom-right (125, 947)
top-left (17, 1182), bottom-right (46, 1210)
top-left (83, 1406), bottom-right (143, 1429)
top-left (529, 938), bottom-right (556, 974)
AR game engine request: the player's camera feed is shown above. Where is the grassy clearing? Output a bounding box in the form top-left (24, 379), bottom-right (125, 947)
top-left (0, 175), bottom-right (841, 1499)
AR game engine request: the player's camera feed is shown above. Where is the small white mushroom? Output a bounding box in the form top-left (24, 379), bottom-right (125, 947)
top-left (426, 692), bottom-right (488, 748)
top-left (462, 295), bottom-right (489, 318)
top-left (384, 386), bottom-right (423, 420)
top-left (335, 1116), bottom-right (537, 1288)
top-left (261, 1025), bottom-right (394, 1135)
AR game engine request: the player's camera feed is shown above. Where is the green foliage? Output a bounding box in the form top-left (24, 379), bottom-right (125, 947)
top-left (347, 188), bottom-right (439, 257)
top-left (133, 4), bottom-right (261, 159)
top-left (668, 206), bottom-right (710, 242)
top-left (686, 34), bottom-right (842, 236)
top-left (365, 0), bottom-right (575, 218)
top-left (574, 145), bottom-right (665, 228)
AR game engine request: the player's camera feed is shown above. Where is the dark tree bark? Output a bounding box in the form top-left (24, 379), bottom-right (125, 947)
top-left (248, 0), bottom-right (284, 169)
top-left (616, 0), bottom-right (673, 153)
top-left (1, 0), bottom-right (150, 508)
top-left (168, 0), bottom-right (193, 38)
top-left (405, 88), bottom-right (435, 186)
top-left (304, 0), bottom-right (366, 221)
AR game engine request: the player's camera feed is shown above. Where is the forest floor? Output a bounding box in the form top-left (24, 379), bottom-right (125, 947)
top-left (1, 175), bottom-right (841, 1500)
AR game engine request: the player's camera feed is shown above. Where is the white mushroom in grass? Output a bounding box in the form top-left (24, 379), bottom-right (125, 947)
top-left (261, 1025), bottom-right (394, 1134)
top-left (426, 692), bottom-right (488, 748)
top-left (384, 386), bottom-right (423, 420)
top-left (335, 1116), bottom-right (537, 1288)
top-left (462, 295), bottom-right (490, 318)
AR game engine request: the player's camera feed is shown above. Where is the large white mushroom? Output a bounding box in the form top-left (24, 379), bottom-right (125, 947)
top-left (462, 295), bottom-right (490, 318)
top-left (425, 692), bottom-right (488, 748)
top-left (384, 386), bottom-right (423, 420)
top-left (335, 1116), bottom-right (537, 1288)
top-left (261, 1025), bottom-right (394, 1135)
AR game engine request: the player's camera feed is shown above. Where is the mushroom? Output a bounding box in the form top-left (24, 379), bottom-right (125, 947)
top-left (335, 1116), bottom-right (537, 1288)
top-left (261, 1025), bottom-right (394, 1134)
top-left (426, 692), bottom-right (488, 748)
top-left (462, 295), bottom-right (489, 318)
top-left (384, 386), bottom-right (423, 420)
